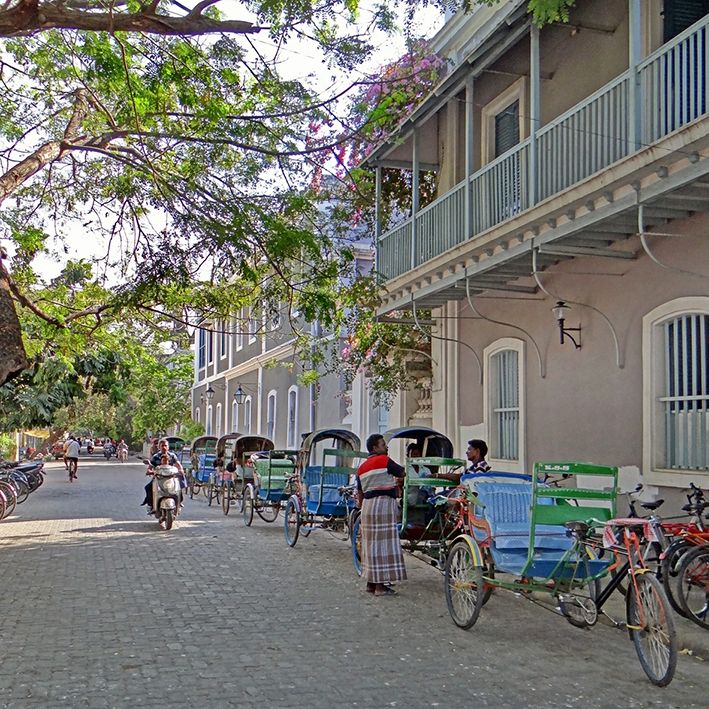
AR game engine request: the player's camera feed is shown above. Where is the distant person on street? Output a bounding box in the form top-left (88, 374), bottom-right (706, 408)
top-left (65, 436), bottom-right (81, 479)
top-left (141, 438), bottom-right (185, 513)
top-left (356, 433), bottom-right (407, 597)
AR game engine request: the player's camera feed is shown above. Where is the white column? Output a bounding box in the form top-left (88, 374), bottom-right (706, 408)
top-left (465, 75), bottom-right (474, 238)
top-left (411, 129), bottom-right (420, 270)
top-left (628, 0), bottom-right (642, 149)
top-left (529, 24), bottom-right (540, 206)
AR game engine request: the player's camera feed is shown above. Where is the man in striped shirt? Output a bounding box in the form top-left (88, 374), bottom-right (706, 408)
top-left (356, 434), bottom-right (407, 596)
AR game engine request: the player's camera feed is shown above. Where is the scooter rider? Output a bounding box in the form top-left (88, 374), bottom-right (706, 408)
top-left (141, 438), bottom-right (185, 513)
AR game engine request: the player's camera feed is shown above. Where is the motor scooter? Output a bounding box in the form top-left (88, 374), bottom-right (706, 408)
top-left (103, 444), bottom-right (114, 460)
top-left (144, 461), bottom-right (182, 530)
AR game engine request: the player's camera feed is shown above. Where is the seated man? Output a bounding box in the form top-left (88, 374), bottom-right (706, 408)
top-left (141, 438), bottom-right (185, 513)
top-left (431, 439), bottom-right (490, 486)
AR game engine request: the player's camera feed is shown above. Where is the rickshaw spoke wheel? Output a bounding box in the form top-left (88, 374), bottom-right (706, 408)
top-left (222, 484), bottom-right (231, 515)
top-left (256, 502), bottom-right (280, 523)
top-left (627, 572), bottom-right (677, 686)
top-left (351, 514), bottom-right (363, 577)
top-left (444, 539), bottom-right (485, 630)
top-left (284, 497), bottom-right (300, 547)
top-left (242, 487), bottom-right (254, 527)
top-left (677, 546), bottom-right (709, 630)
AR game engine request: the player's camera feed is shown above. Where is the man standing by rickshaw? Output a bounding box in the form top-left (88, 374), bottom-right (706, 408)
top-left (355, 433), bottom-right (407, 597)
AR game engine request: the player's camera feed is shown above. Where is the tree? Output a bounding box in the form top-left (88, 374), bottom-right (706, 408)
top-left (0, 0), bottom-right (579, 391)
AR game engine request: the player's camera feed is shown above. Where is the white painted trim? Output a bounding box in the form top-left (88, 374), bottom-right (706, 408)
top-left (642, 296), bottom-right (709, 487)
top-left (219, 320), bottom-right (228, 360)
top-left (266, 389), bottom-right (278, 442)
top-left (287, 385), bottom-right (299, 448)
top-left (215, 403), bottom-right (223, 438)
top-left (231, 399), bottom-right (239, 434)
top-left (483, 337), bottom-right (526, 472)
top-left (480, 77), bottom-right (527, 164)
top-left (206, 404), bottom-right (214, 436)
top-left (243, 396), bottom-right (252, 435)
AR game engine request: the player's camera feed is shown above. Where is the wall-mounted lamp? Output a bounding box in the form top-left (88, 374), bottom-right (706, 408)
top-left (233, 382), bottom-right (257, 405)
top-left (204, 382), bottom-right (227, 402)
top-left (552, 301), bottom-right (581, 349)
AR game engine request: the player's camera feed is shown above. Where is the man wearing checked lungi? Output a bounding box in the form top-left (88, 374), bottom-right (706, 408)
top-left (356, 433), bottom-right (407, 596)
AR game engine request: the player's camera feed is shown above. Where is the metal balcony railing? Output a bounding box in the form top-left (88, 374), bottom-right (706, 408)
top-left (378, 14), bottom-right (709, 282)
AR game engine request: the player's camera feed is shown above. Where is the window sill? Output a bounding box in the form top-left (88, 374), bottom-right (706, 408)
top-left (644, 467), bottom-right (709, 488)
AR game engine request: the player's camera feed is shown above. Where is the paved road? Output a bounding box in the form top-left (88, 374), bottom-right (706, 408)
top-left (0, 457), bottom-right (706, 708)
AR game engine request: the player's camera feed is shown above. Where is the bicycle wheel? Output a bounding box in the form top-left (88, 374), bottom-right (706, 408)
top-left (242, 485), bottom-right (255, 527)
top-left (444, 538), bottom-right (485, 630)
top-left (256, 502), bottom-right (279, 523)
top-left (660, 538), bottom-right (693, 617)
top-left (0, 492), bottom-right (6, 521)
top-left (351, 514), bottom-right (362, 576)
top-left (284, 496), bottom-right (301, 547)
top-left (15, 480), bottom-right (30, 504)
top-left (626, 572), bottom-right (677, 687)
top-left (676, 545), bottom-right (709, 630)
top-left (222, 485), bottom-right (231, 515)
top-left (0, 482), bottom-right (17, 517)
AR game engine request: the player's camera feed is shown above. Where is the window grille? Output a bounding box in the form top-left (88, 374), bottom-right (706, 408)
top-left (661, 314), bottom-right (709, 470)
top-left (490, 349), bottom-right (519, 460)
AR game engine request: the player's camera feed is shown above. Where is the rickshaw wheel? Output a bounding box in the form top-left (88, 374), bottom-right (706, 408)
top-left (351, 515), bottom-right (362, 577)
top-left (444, 539), bottom-right (485, 630)
top-left (222, 484), bottom-right (231, 515)
top-left (242, 485), bottom-right (255, 527)
top-left (284, 497), bottom-right (300, 547)
top-left (627, 571), bottom-right (677, 686)
top-left (256, 502), bottom-right (280, 523)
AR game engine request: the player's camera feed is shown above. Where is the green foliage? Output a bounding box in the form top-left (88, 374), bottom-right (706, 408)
top-left (0, 432), bottom-right (15, 459)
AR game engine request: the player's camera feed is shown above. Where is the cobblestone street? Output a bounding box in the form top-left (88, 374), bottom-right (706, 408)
top-left (0, 457), bottom-right (706, 708)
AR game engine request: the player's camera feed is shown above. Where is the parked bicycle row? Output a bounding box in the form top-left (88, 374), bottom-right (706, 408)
top-left (0, 459), bottom-right (45, 520)
top-left (176, 427), bottom-right (708, 687)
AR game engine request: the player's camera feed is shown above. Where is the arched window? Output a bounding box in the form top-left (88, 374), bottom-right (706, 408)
top-left (483, 338), bottom-right (525, 470)
top-left (243, 396), bottom-right (252, 435)
top-left (267, 391), bottom-right (277, 441)
top-left (643, 297), bottom-right (709, 484)
top-left (287, 387), bottom-right (298, 448)
top-left (215, 403), bottom-right (222, 438)
top-left (231, 400), bottom-right (239, 433)
top-left (206, 405), bottom-right (213, 435)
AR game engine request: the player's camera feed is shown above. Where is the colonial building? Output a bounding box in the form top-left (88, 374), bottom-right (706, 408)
top-left (364, 0), bottom-right (709, 498)
top-left (191, 249), bottom-right (377, 448)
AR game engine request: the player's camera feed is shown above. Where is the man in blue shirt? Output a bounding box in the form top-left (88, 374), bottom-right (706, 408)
top-left (141, 439), bottom-right (185, 513)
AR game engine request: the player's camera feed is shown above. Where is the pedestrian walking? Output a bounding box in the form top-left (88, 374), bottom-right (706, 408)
top-left (356, 433), bottom-right (407, 596)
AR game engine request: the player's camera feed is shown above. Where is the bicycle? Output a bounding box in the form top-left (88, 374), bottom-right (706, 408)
top-left (68, 459), bottom-right (78, 481)
top-left (674, 542), bottom-right (709, 630)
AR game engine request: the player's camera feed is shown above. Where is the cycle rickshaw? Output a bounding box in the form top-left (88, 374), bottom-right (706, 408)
top-left (284, 429), bottom-right (368, 547)
top-left (443, 461), bottom-right (678, 686)
top-left (188, 435), bottom-right (218, 500)
top-left (219, 434), bottom-right (272, 515)
top-left (351, 426), bottom-right (465, 574)
top-left (242, 439), bottom-right (292, 526)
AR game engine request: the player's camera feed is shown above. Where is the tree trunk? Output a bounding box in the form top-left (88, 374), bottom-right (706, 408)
top-left (0, 275), bottom-right (29, 385)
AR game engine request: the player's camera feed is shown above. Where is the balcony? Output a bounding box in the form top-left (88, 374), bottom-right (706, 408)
top-left (378, 15), bottom-right (708, 283)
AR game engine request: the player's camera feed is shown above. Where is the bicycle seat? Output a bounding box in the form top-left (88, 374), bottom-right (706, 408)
top-left (564, 520), bottom-right (590, 535)
top-left (641, 499), bottom-right (664, 511)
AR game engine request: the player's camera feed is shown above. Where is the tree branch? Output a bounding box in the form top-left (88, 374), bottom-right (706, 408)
top-left (0, 1), bottom-right (263, 37)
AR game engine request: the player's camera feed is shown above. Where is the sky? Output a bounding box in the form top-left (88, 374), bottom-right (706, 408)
top-left (4, 0), bottom-right (445, 282)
